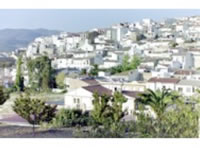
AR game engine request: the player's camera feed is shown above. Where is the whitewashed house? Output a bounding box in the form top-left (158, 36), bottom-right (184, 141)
top-left (99, 60), bottom-right (120, 69)
top-left (146, 77), bottom-right (180, 91)
top-left (64, 85), bottom-right (141, 114)
top-left (68, 57), bottom-right (94, 70)
top-left (175, 80), bottom-right (200, 96)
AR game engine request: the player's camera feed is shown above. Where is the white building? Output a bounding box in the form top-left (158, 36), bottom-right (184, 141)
top-left (175, 80), bottom-right (200, 96)
top-left (146, 77), bottom-right (180, 91)
top-left (65, 85), bottom-right (141, 114)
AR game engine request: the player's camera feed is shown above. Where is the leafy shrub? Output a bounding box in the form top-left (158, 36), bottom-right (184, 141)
top-left (13, 94), bottom-right (57, 125)
top-left (51, 109), bottom-right (91, 128)
top-left (130, 103), bottom-right (199, 138)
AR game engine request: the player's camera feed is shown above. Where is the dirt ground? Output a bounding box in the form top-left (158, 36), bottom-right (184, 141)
top-left (0, 124), bottom-right (74, 138)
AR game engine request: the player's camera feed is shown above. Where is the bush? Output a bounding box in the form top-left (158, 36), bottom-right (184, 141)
top-left (51, 109), bottom-right (91, 128)
top-left (13, 94), bottom-right (57, 125)
top-left (130, 102), bottom-right (199, 138)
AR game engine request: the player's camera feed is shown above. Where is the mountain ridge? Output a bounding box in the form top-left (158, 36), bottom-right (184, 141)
top-left (0, 28), bottom-right (61, 52)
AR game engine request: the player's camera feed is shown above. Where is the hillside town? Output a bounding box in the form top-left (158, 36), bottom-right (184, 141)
top-left (1, 15), bottom-right (200, 137)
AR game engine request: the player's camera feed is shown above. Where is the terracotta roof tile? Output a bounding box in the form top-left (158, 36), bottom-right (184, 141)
top-left (82, 78), bottom-right (99, 85)
top-left (148, 77), bottom-right (180, 84)
top-left (83, 85), bottom-right (112, 96)
top-left (122, 91), bottom-right (142, 98)
top-left (174, 70), bottom-right (194, 75)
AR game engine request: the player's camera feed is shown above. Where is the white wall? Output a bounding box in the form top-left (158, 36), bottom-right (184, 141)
top-left (146, 82), bottom-right (176, 91)
top-left (65, 88), bottom-right (94, 111)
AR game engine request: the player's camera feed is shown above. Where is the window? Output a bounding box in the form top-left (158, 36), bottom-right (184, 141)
top-left (192, 87), bottom-right (195, 92)
top-left (74, 98), bottom-right (80, 104)
top-left (178, 87), bottom-right (183, 92)
top-left (114, 87), bottom-right (117, 91)
top-left (162, 86), bottom-right (166, 90)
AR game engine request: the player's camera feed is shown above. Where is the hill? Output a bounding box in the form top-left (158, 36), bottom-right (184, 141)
top-left (0, 28), bottom-right (61, 52)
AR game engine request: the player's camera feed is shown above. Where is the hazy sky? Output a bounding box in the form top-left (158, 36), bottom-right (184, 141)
top-left (1, 9), bottom-right (200, 32)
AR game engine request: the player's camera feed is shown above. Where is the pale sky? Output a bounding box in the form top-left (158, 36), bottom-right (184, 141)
top-left (0, 9), bottom-right (200, 32)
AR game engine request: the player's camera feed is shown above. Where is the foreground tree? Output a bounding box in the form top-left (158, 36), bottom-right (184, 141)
top-left (136, 88), bottom-right (180, 119)
top-left (88, 91), bottom-right (127, 137)
top-left (91, 93), bottom-right (112, 126)
top-left (132, 101), bottom-right (199, 138)
top-left (51, 109), bottom-right (90, 128)
top-left (131, 89), bottom-right (199, 138)
top-left (13, 94), bottom-right (57, 125)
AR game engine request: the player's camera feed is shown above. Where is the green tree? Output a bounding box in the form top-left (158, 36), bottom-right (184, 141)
top-left (89, 64), bottom-right (99, 76)
top-left (108, 91), bottom-right (127, 136)
top-left (15, 56), bottom-right (24, 92)
top-left (111, 91), bottom-right (127, 123)
top-left (130, 55), bottom-right (141, 70)
top-left (0, 86), bottom-right (9, 105)
top-left (135, 89), bottom-right (181, 137)
top-left (91, 92), bottom-right (112, 126)
top-left (132, 101), bottom-right (199, 138)
top-left (13, 93), bottom-right (57, 125)
top-left (56, 72), bottom-right (66, 89)
top-left (137, 88), bottom-right (180, 119)
top-left (169, 41), bottom-right (178, 48)
top-left (81, 69), bottom-right (87, 75)
top-left (122, 54), bottom-right (130, 71)
top-left (51, 109), bottom-right (90, 128)
top-left (89, 91), bottom-right (127, 137)
top-left (27, 56), bottom-right (53, 91)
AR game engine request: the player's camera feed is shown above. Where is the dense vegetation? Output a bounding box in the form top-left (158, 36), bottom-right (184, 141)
top-left (13, 93), bottom-right (57, 125)
top-left (0, 86), bottom-right (9, 105)
top-left (72, 89), bottom-right (200, 138)
top-left (27, 56), bottom-right (54, 92)
top-left (51, 109), bottom-right (90, 128)
top-left (8, 87), bottom-right (200, 138)
top-left (108, 55), bottom-right (141, 75)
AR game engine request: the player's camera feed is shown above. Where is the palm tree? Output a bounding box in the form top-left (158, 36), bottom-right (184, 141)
top-left (136, 88), bottom-right (180, 119)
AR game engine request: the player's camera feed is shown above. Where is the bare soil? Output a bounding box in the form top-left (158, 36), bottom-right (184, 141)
top-left (0, 124), bottom-right (74, 138)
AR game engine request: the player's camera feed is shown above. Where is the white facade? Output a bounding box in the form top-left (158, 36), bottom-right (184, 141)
top-left (64, 87), bottom-right (138, 114)
top-left (146, 78), bottom-right (180, 91)
top-left (175, 80), bottom-right (200, 96)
